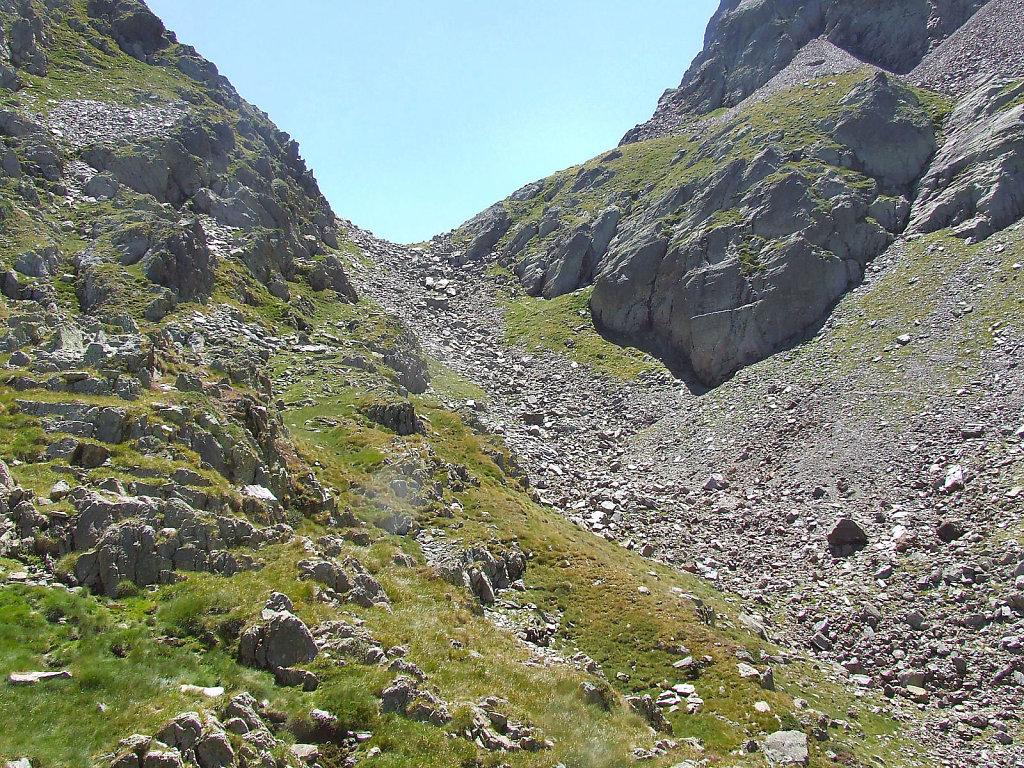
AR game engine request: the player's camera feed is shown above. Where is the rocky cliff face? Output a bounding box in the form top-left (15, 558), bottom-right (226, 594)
top-left (0, 0), bottom-right (353, 327)
top-left (622, 0), bottom-right (988, 142)
top-left (455, 0), bottom-right (1024, 386)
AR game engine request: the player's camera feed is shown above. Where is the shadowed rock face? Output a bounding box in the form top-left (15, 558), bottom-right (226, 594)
top-left (623, 0), bottom-right (987, 139)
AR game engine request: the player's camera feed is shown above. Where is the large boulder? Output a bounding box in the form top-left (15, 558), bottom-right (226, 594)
top-left (238, 594), bottom-right (318, 671)
top-left (86, 0), bottom-right (169, 62)
top-left (141, 219), bottom-right (217, 302)
top-left (824, 72), bottom-right (936, 190)
top-left (762, 730), bottom-right (810, 766)
top-left (308, 255), bottom-right (357, 301)
top-left (361, 399), bottom-right (422, 436)
top-left (74, 521), bottom-right (164, 596)
top-left (827, 518), bottom-right (869, 555)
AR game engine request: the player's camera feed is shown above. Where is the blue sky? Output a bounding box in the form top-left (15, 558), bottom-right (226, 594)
top-left (146, 1), bottom-right (719, 243)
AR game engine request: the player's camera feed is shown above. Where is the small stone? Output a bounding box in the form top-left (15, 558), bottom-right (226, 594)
top-left (942, 465), bottom-right (966, 493)
top-left (8, 670), bottom-right (72, 684)
top-left (906, 611), bottom-right (926, 630)
top-left (290, 744), bottom-right (319, 765)
top-left (737, 662), bottom-right (760, 679)
top-left (703, 473), bottom-right (729, 492)
top-left (906, 686), bottom-right (928, 704)
top-left (49, 479), bottom-right (72, 501)
top-left (179, 684), bottom-right (225, 697)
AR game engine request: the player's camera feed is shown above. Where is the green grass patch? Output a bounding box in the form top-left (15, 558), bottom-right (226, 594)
top-left (504, 287), bottom-right (663, 380)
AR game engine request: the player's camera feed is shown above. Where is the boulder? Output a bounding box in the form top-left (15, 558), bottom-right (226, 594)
top-left (762, 730), bottom-right (809, 766)
top-left (0, 458), bottom-right (15, 490)
top-left (824, 72), bottom-right (936, 190)
top-left (84, 172), bottom-right (121, 200)
top-left (361, 400), bottom-right (422, 436)
top-left (155, 713), bottom-right (202, 751)
top-left (71, 442), bottom-right (111, 469)
top-left (380, 676), bottom-right (452, 726)
top-left (194, 730), bottom-right (234, 768)
top-left (74, 521), bottom-right (163, 596)
top-left (14, 247), bottom-right (60, 278)
top-left (86, 0), bottom-right (169, 62)
top-left (626, 694), bottom-right (673, 734)
top-left (308, 255), bottom-right (357, 301)
top-left (827, 518), bottom-right (868, 554)
top-left (937, 520), bottom-right (965, 543)
top-left (141, 219), bottom-right (217, 302)
top-left (142, 751), bottom-right (184, 768)
top-left (238, 596), bottom-right (318, 671)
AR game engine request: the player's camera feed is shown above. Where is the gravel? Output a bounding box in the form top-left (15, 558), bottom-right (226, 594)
top-left (911, 0), bottom-right (1024, 98)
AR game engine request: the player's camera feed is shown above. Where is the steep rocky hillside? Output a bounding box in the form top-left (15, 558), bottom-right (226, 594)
top-left (453, 0), bottom-right (1024, 388)
top-left (0, 3), bottom-right (915, 768)
top-left (351, 1), bottom-right (1024, 766)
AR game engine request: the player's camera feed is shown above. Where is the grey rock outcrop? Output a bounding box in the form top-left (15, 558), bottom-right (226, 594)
top-left (591, 77), bottom-right (931, 385)
top-left (911, 77), bottom-right (1024, 241)
top-left (622, 0), bottom-right (987, 140)
top-left (362, 399), bottom-right (422, 436)
top-left (437, 544), bottom-right (527, 605)
top-left (515, 206), bottom-right (622, 299)
top-left (626, 694), bottom-right (674, 734)
top-left (825, 72), bottom-right (936, 190)
top-left (86, 0), bottom-right (170, 63)
top-left (308, 254), bottom-right (356, 300)
top-left (140, 218), bottom-right (216, 302)
top-left (380, 675), bottom-right (452, 726)
top-left (298, 556), bottom-right (390, 608)
top-left (462, 203), bottom-right (512, 261)
top-left (68, 490), bottom-right (270, 595)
